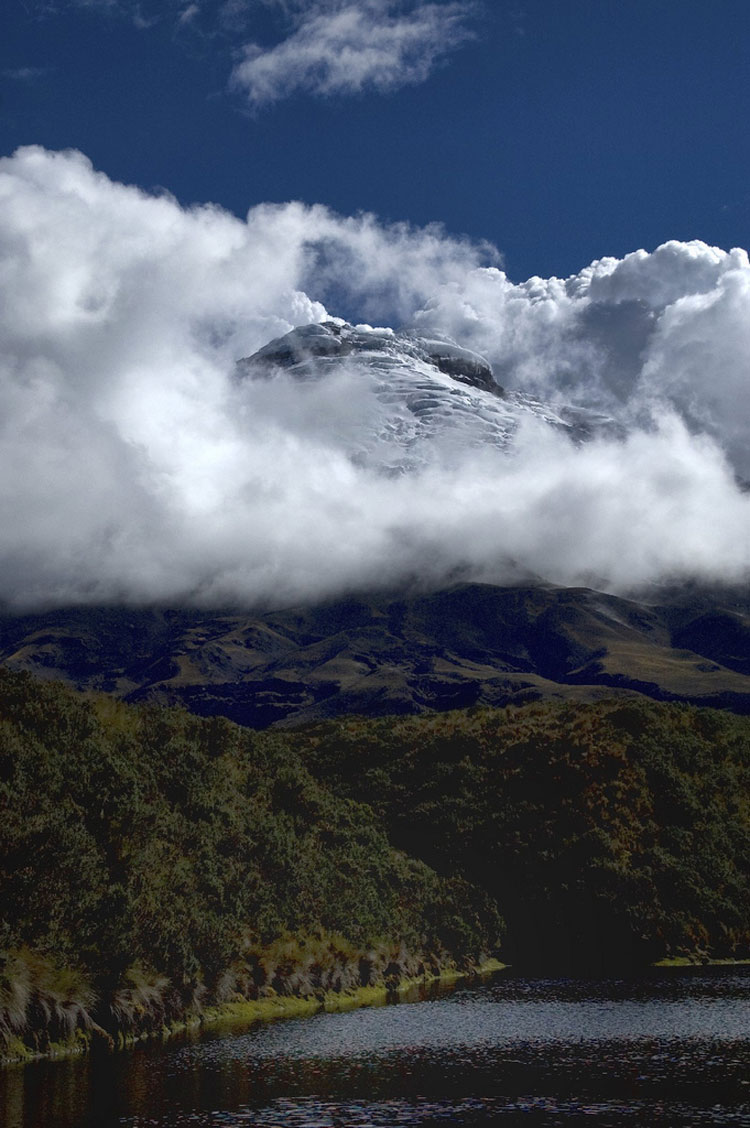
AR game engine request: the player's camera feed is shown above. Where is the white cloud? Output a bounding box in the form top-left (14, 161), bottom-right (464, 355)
top-left (230, 0), bottom-right (477, 107)
top-left (24, 0), bottom-right (477, 107)
top-left (1, 146), bottom-right (750, 610)
top-left (411, 240), bottom-right (750, 473)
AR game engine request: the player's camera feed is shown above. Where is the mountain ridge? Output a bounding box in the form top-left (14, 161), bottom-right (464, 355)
top-left (3, 582), bottom-right (750, 727)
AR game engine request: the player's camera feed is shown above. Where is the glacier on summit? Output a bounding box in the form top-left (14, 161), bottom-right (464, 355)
top-left (238, 320), bottom-right (618, 472)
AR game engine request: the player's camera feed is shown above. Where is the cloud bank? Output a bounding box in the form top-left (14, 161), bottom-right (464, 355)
top-left (1, 145), bottom-right (750, 610)
top-left (230, 1), bottom-right (477, 107)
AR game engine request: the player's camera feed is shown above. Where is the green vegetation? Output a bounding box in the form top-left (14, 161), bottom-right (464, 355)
top-left (3, 670), bottom-right (750, 1062)
top-left (0, 670), bottom-right (498, 1062)
top-left (299, 701), bottom-right (750, 971)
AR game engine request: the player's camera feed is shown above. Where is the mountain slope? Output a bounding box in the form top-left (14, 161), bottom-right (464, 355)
top-left (3, 584), bottom-right (750, 726)
top-left (1, 329), bottom-right (746, 723)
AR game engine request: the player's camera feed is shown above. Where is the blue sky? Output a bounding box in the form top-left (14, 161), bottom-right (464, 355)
top-left (3, 0), bottom-right (750, 284)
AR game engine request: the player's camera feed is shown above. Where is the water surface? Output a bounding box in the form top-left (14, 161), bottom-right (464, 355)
top-left (3, 967), bottom-right (750, 1127)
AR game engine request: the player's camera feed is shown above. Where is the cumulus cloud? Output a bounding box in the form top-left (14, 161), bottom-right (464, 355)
top-left (411, 241), bottom-right (750, 474)
top-left (1, 145), bottom-right (750, 610)
top-left (230, 0), bottom-right (477, 107)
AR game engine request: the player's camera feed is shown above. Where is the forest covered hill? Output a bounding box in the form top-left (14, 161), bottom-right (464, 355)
top-left (2, 669), bottom-right (750, 1060)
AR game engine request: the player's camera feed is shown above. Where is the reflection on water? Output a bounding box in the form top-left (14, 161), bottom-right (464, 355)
top-left (3, 968), bottom-right (750, 1127)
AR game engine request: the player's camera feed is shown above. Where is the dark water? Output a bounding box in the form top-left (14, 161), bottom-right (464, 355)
top-left (3, 968), bottom-right (750, 1127)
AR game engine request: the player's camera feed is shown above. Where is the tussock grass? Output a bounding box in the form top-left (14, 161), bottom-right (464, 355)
top-left (0, 949), bottom-right (101, 1056)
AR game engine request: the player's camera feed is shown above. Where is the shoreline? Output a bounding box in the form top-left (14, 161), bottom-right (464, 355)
top-left (1, 959), bottom-right (507, 1069)
top-left (652, 956), bottom-right (750, 968)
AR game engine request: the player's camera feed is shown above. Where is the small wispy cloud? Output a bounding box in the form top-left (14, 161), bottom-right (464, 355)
top-left (230, 0), bottom-right (477, 108)
top-left (177, 2), bottom-right (200, 25)
top-left (2, 66), bottom-right (50, 81)
top-left (21, 1), bottom-right (477, 108)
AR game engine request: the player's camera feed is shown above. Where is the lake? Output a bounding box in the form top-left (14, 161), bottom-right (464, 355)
top-left (3, 967), bottom-right (750, 1127)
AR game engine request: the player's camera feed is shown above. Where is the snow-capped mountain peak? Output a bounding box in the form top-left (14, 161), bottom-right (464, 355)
top-left (238, 321), bottom-right (616, 472)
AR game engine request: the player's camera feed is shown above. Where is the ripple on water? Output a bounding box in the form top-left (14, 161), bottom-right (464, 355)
top-left (119, 1094), bottom-right (750, 1128)
top-left (169, 971), bottom-right (750, 1075)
